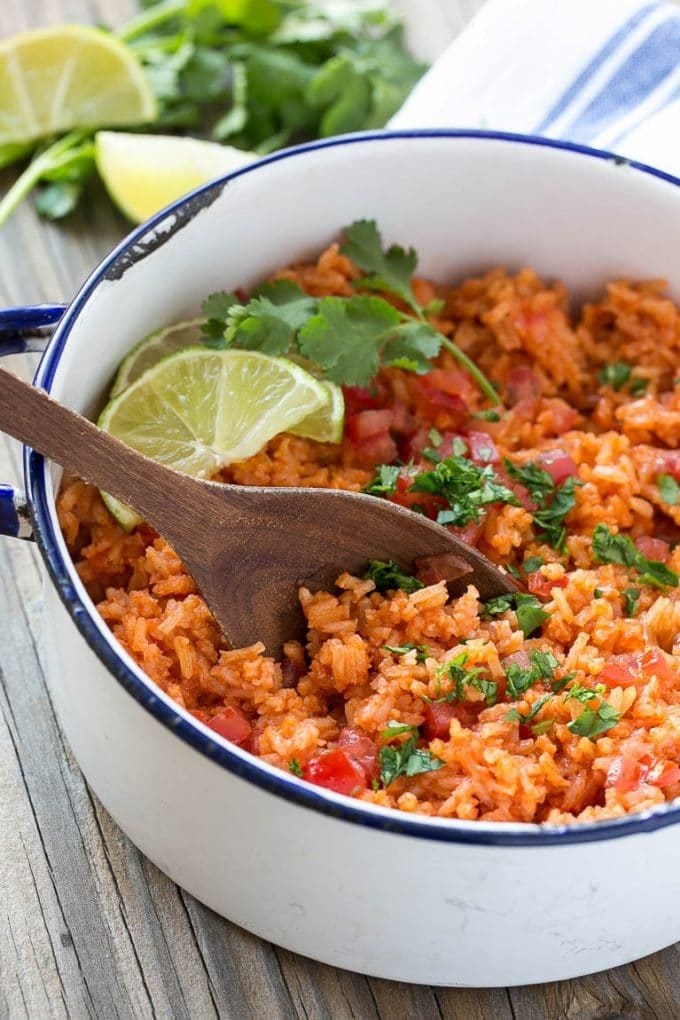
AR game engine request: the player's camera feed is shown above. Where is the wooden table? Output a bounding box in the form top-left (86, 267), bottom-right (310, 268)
top-left (2, 2), bottom-right (680, 1017)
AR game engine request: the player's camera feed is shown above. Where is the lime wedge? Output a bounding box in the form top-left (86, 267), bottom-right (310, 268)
top-left (289, 380), bottom-right (344, 443)
top-left (98, 348), bottom-right (329, 530)
top-left (0, 27), bottom-right (156, 145)
top-left (110, 318), bottom-right (206, 398)
top-left (95, 131), bottom-right (256, 222)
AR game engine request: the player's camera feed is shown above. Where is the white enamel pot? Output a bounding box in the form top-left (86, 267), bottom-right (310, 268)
top-left (2, 131), bottom-right (680, 988)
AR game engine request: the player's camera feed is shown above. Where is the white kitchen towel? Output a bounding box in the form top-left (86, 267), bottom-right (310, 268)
top-left (390, 0), bottom-right (680, 177)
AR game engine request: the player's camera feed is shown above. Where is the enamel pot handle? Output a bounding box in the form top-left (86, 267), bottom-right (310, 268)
top-left (0, 303), bottom-right (66, 539)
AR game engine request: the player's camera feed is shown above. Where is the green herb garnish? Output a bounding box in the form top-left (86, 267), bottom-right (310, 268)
top-left (592, 523), bottom-right (678, 589)
top-left (523, 555), bottom-right (544, 573)
top-left (563, 683), bottom-right (600, 704)
top-left (483, 592), bottom-right (550, 637)
top-left (599, 361), bottom-right (632, 390)
top-left (363, 464), bottom-right (401, 497)
top-left (593, 588), bottom-right (604, 598)
top-left (378, 722), bottom-right (444, 786)
top-left (567, 703), bottom-right (621, 739)
top-left (658, 474), bottom-right (680, 506)
top-left (506, 693), bottom-right (554, 731)
top-left (363, 559), bottom-right (424, 594)
top-left (289, 758), bottom-right (303, 777)
top-left (505, 459), bottom-right (580, 552)
top-left (505, 650), bottom-right (559, 700)
top-left (629, 377), bottom-right (649, 397)
top-left (410, 455), bottom-right (519, 528)
top-left (622, 587), bottom-right (641, 617)
top-left (383, 643), bottom-right (430, 663)
top-left (471, 409), bottom-right (502, 422)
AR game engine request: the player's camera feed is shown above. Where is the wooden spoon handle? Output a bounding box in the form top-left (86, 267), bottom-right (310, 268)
top-left (0, 366), bottom-right (211, 531)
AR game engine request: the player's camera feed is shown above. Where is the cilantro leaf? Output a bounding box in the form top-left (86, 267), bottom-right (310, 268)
top-left (383, 643), bottom-right (430, 663)
top-left (523, 555), bottom-right (544, 573)
top-left (378, 723), bottom-right (443, 786)
top-left (410, 455), bottom-right (519, 528)
top-left (433, 652), bottom-right (497, 706)
top-left (289, 757), bottom-right (302, 777)
top-left (598, 361), bottom-right (632, 390)
top-left (383, 320), bottom-right (442, 373)
top-left (567, 703), bottom-right (621, 739)
top-left (363, 464), bottom-right (401, 497)
top-left (340, 219), bottom-right (418, 310)
top-left (363, 559), bottom-right (424, 594)
top-left (201, 291), bottom-right (239, 347)
top-left (298, 295), bottom-right (400, 385)
top-left (483, 593), bottom-right (550, 637)
top-left (592, 523), bottom-right (678, 589)
top-left (622, 587), bottom-right (641, 617)
top-left (629, 377), bottom-right (649, 397)
top-left (505, 459), bottom-right (580, 552)
top-left (227, 282), bottom-right (317, 356)
top-left (506, 692), bottom-right (554, 730)
top-left (658, 474), bottom-right (680, 506)
top-left (563, 683), bottom-right (600, 704)
top-left (505, 649), bottom-right (559, 700)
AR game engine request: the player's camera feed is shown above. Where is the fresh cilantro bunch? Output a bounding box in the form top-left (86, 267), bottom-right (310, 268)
top-left (202, 220), bottom-right (501, 399)
top-left (592, 523), bottom-right (678, 589)
top-left (0, 2), bottom-right (424, 224)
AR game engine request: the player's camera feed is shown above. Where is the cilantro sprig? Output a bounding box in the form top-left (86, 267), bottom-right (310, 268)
top-left (592, 524), bottom-right (678, 589)
top-left (567, 703), bottom-right (621, 739)
top-left (201, 221), bottom-right (501, 398)
top-left (363, 559), bottom-right (424, 594)
top-left (431, 652), bottom-right (498, 707)
top-left (378, 722), bottom-right (444, 787)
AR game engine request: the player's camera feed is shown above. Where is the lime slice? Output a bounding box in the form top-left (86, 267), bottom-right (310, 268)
top-left (98, 348), bottom-right (329, 530)
top-left (289, 380), bottom-right (344, 443)
top-left (95, 131), bottom-right (256, 222)
top-left (110, 318), bottom-right (206, 398)
top-left (0, 27), bottom-right (156, 145)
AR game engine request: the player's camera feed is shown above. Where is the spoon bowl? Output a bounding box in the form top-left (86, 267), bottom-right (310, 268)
top-left (0, 364), bottom-right (515, 653)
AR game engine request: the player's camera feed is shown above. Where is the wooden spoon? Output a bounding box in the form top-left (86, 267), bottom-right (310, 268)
top-left (0, 367), bottom-right (516, 655)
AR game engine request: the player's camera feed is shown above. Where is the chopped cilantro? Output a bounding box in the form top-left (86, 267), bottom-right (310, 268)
top-left (599, 361), bottom-right (632, 390)
top-left (471, 409), bottom-right (502, 422)
top-left (289, 758), bottom-right (303, 777)
top-left (593, 588), bottom-right (604, 599)
top-left (563, 683), bottom-right (599, 704)
top-left (410, 455), bottom-right (519, 528)
top-left (592, 523), bottom-right (678, 589)
top-left (567, 703), bottom-right (621, 739)
top-left (505, 459), bottom-right (580, 552)
top-left (383, 643), bottom-right (430, 663)
top-left (523, 555), bottom-right (544, 573)
top-left (622, 587), bottom-right (641, 617)
top-left (483, 592), bottom-right (550, 637)
top-left (505, 650), bottom-right (559, 700)
top-left (363, 464), bottom-right (401, 497)
top-left (658, 474), bottom-right (680, 506)
top-left (363, 559), bottom-right (424, 594)
top-left (506, 693), bottom-right (554, 731)
top-left (629, 377), bottom-right (649, 397)
top-left (430, 652), bottom-right (498, 706)
top-left (427, 428), bottom-right (443, 447)
top-left (378, 722), bottom-right (444, 786)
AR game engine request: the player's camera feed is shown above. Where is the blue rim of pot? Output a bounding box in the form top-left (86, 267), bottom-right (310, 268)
top-left (26, 128), bottom-right (680, 847)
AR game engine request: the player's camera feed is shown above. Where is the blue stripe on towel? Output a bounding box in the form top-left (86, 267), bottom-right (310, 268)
top-left (534, 3), bottom-right (658, 134)
top-left (606, 78), bottom-right (680, 148)
top-left (562, 15), bottom-right (680, 143)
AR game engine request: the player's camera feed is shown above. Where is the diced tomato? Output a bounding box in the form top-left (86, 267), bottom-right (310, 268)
top-left (655, 451), bottom-right (680, 481)
top-left (506, 365), bottom-right (540, 404)
top-left (190, 709), bottom-right (210, 724)
top-left (342, 385), bottom-right (382, 414)
top-left (422, 701), bottom-right (480, 739)
top-left (345, 409), bottom-right (393, 442)
top-left (415, 553), bottom-right (473, 586)
top-left (337, 727), bottom-right (378, 781)
top-left (647, 761), bottom-right (680, 788)
top-left (420, 368), bottom-right (471, 397)
top-left (413, 374), bottom-right (469, 429)
top-left (606, 754), bottom-right (646, 793)
top-left (501, 650), bottom-right (532, 671)
top-left (527, 572), bottom-right (568, 599)
top-left (451, 520), bottom-right (485, 546)
top-left (302, 748), bottom-right (367, 795)
top-left (638, 648), bottom-right (677, 684)
top-left (402, 428), bottom-right (429, 461)
top-left (207, 706), bottom-right (252, 746)
top-left (388, 470), bottom-right (447, 520)
top-left (634, 536), bottom-right (670, 563)
top-left (389, 400), bottom-right (416, 435)
top-left (598, 654), bottom-right (640, 688)
top-left (465, 431), bottom-right (500, 464)
top-left (536, 449), bottom-right (578, 485)
top-left (494, 465), bottom-right (536, 512)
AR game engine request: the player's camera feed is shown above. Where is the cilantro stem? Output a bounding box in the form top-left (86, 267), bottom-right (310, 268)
top-left (0, 132), bottom-right (85, 228)
top-left (439, 336), bottom-right (502, 407)
top-left (116, 0), bottom-right (186, 43)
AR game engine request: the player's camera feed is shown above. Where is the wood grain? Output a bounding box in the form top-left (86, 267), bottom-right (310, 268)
top-left (2, 1), bottom-right (680, 1018)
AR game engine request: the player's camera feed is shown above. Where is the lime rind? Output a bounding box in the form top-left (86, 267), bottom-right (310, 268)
top-left (110, 318), bottom-right (206, 397)
top-left (289, 380), bottom-right (344, 443)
